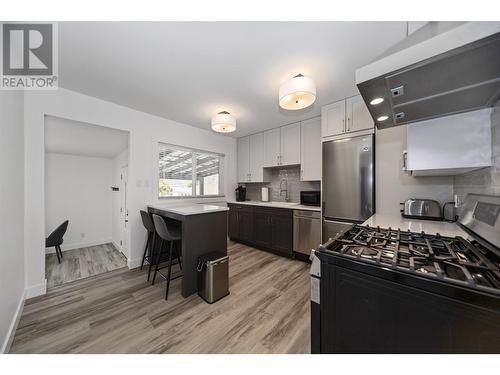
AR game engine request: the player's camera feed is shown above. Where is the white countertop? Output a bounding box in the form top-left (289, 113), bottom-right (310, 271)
top-left (362, 213), bottom-right (468, 238)
top-left (149, 204), bottom-right (229, 216)
top-left (226, 200), bottom-right (321, 212)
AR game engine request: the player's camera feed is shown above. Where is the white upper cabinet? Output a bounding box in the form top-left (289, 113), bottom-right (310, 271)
top-left (280, 122), bottom-right (301, 166)
top-left (322, 95), bottom-right (374, 139)
top-left (300, 117), bottom-right (321, 181)
top-left (263, 128), bottom-right (281, 167)
top-left (237, 118), bottom-right (320, 182)
top-left (249, 132), bottom-right (264, 182)
top-left (406, 108), bottom-right (492, 176)
top-left (237, 136), bottom-right (250, 182)
top-left (321, 99), bottom-right (345, 137)
top-left (346, 95), bottom-right (374, 133)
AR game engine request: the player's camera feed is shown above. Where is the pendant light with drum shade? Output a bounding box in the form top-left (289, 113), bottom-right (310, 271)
top-left (211, 111), bottom-right (236, 133)
top-left (279, 74), bottom-right (316, 110)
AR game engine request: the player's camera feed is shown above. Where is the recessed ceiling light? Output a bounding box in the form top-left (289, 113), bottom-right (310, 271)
top-left (370, 97), bottom-right (384, 105)
top-left (211, 111), bottom-right (236, 133)
top-left (279, 74), bottom-right (316, 110)
top-left (377, 115), bottom-right (389, 122)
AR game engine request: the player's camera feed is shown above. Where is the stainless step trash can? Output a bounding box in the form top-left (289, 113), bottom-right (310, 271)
top-left (197, 252), bottom-right (229, 303)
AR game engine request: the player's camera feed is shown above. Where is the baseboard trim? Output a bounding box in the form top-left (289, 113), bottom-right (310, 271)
top-left (45, 238), bottom-right (113, 254)
top-left (1, 291), bottom-right (25, 353)
top-left (112, 240), bottom-right (121, 252)
top-left (25, 280), bottom-right (47, 299)
top-left (127, 257), bottom-right (143, 269)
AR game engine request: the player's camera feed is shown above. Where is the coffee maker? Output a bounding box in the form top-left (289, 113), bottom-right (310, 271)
top-left (235, 185), bottom-right (246, 202)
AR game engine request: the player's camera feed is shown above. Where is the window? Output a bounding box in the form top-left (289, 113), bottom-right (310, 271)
top-left (158, 143), bottom-right (223, 198)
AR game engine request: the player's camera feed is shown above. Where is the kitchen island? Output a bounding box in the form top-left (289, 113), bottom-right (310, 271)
top-left (148, 204), bottom-right (229, 298)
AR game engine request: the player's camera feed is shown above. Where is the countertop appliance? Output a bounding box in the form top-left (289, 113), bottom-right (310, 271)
top-left (311, 193), bottom-right (500, 353)
top-left (235, 185), bottom-right (246, 202)
top-left (261, 187), bottom-right (269, 202)
top-left (293, 210), bottom-right (321, 257)
top-left (300, 190), bottom-right (320, 207)
top-left (355, 22), bottom-right (500, 129)
top-left (322, 134), bottom-right (374, 242)
top-left (401, 198), bottom-right (442, 220)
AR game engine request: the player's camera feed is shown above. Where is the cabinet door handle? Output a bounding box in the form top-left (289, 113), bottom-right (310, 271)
top-left (347, 117), bottom-right (351, 132)
top-left (342, 119), bottom-right (345, 133)
top-left (402, 150), bottom-right (408, 171)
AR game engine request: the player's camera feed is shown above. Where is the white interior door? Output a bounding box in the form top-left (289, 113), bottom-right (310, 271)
top-left (120, 166), bottom-right (129, 256)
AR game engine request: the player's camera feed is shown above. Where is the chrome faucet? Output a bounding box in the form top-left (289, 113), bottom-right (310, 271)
top-left (279, 178), bottom-right (289, 202)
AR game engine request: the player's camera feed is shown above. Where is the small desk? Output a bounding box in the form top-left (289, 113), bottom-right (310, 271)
top-left (147, 204), bottom-right (229, 298)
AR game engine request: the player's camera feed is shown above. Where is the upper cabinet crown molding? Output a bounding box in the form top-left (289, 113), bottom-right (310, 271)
top-left (321, 94), bottom-right (374, 140)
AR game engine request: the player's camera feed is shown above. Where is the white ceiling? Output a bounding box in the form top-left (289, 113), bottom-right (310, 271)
top-left (45, 115), bottom-right (129, 158)
top-left (58, 22), bottom-right (408, 137)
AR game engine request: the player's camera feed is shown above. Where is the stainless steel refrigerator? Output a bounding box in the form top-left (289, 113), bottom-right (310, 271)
top-left (322, 134), bottom-right (374, 242)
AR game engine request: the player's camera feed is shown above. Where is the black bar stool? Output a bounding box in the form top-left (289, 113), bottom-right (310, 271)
top-left (151, 214), bottom-right (183, 300)
top-left (139, 210), bottom-right (156, 281)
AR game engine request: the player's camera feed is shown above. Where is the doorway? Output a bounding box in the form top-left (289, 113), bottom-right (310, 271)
top-left (44, 115), bottom-right (130, 289)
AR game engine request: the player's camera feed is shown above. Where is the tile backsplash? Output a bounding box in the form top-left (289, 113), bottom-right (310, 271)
top-left (453, 100), bottom-right (500, 212)
top-left (240, 165), bottom-right (320, 203)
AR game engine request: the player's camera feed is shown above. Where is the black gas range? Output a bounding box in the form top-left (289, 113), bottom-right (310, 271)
top-left (310, 194), bottom-right (500, 354)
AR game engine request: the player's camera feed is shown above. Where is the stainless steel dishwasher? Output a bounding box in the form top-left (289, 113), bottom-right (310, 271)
top-left (293, 210), bottom-right (321, 256)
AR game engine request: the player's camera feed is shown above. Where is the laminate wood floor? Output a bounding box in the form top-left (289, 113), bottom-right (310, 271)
top-left (45, 243), bottom-right (128, 289)
top-left (12, 242), bottom-right (311, 354)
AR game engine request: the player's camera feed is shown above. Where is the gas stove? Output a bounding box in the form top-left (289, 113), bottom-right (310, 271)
top-left (311, 194), bottom-right (500, 353)
top-left (320, 225), bottom-right (500, 295)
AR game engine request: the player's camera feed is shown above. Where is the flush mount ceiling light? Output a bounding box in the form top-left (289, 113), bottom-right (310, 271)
top-left (211, 111), bottom-right (236, 133)
top-left (377, 115), bottom-right (389, 122)
top-left (370, 97), bottom-right (384, 105)
top-left (279, 74), bottom-right (316, 110)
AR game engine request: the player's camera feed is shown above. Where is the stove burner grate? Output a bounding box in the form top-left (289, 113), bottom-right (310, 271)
top-left (323, 225), bottom-right (500, 295)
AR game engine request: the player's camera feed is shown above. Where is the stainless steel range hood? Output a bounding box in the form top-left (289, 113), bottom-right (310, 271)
top-left (356, 22), bottom-right (500, 129)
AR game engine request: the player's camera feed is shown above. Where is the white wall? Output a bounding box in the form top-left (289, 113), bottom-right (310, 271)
top-left (24, 88), bottom-right (237, 297)
top-left (45, 153), bottom-right (113, 251)
top-left (375, 125), bottom-right (454, 214)
top-left (112, 149), bottom-right (129, 256)
top-left (0, 91), bottom-right (25, 353)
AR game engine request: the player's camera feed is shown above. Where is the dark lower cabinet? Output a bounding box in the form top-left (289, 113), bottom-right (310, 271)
top-left (270, 212), bottom-right (293, 256)
top-left (228, 205), bottom-right (254, 243)
top-left (320, 262), bottom-right (500, 353)
top-left (228, 209), bottom-right (239, 239)
top-left (238, 209), bottom-right (254, 243)
top-left (253, 210), bottom-right (273, 248)
top-left (228, 204), bottom-right (293, 257)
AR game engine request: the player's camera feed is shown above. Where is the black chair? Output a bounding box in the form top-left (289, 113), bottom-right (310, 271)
top-left (45, 220), bottom-right (69, 264)
top-left (139, 210), bottom-right (157, 281)
top-left (151, 214), bottom-right (182, 300)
